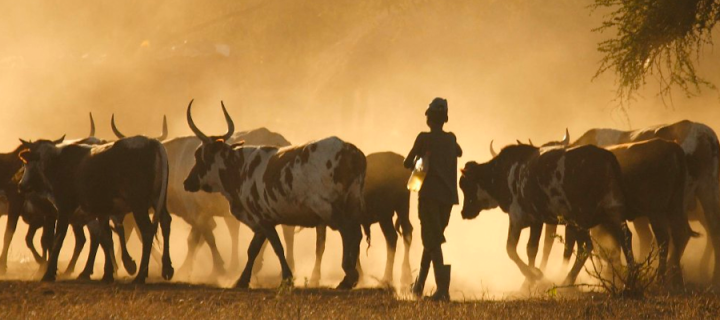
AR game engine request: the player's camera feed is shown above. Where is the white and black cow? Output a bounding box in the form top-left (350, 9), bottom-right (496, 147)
top-left (543, 121), bottom-right (720, 284)
top-left (530, 138), bottom-right (696, 287)
top-left (460, 143), bottom-right (635, 286)
top-left (17, 135), bottom-right (173, 283)
top-left (183, 100), bottom-right (366, 289)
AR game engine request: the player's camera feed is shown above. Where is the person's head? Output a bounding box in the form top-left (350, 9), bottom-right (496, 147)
top-left (425, 97), bottom-right (448, 130)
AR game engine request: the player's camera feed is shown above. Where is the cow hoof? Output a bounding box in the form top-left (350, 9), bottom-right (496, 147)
top-left (123, 258), bottom-right (137, 275)
top-left (41, 274), bottom-right (56, 282)
top-left (132, 277), bottom-right (146, 285)
top-left (102, 274), bottom-right (114, 284)
top-left (235, 280), bottom-right (250, 289)
top-left (163, 266), bottom-right (174, 281)
top-left (335, 278), bottom-right (358, 290)
top-left (77, 272), bottom-right (91, 281)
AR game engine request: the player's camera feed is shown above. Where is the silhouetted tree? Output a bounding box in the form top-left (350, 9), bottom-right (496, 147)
top-left (593, 0), bottom-right (720, 104)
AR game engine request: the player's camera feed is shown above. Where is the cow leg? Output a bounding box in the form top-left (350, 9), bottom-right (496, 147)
top-left (632, 217), bottom-right (653, 260)
top-left (25, 224), bottom-right (44, 265)
top-left (111, 216), bottom-right (137, 275)
top-left (698, 217), bottom-right (713, 279)
top-left (397, 209), bottom-right (414, 286)
top-left (63, 223), bottom-right (86, 275)
top-left (131, 209), bottom-right (154, 284)
top-left (563, 225), bottom-right (578, 266)
top-left (309, 225), bottom-right (327, 287)
top-left (337, 221), bottom-right (361, 290)
top-left (527, 222), bottom-right (542, 268)
top-left (281, 225), bottom-right (296, 273)
top-left (200, 225), bottom-right (225, 276)
top-left (379, 217), bottom-right (398, 284)
top-left (236, 231), bottom-right (267, 288)
top-left (157, 208), bottom-right (174, 281)
top-left (539, 223), bottom-right (557, 271)
top-left (252, 241), bottom-right (268, 275)
top-left (98, 218), bottom-right (115, 283)
top-left (562, 227), bottom-right (592, 286)
top-left (130, 217), bottom-right (163, 266)
top-left (697, 182), bottom-right (720, 285)
top-left (177, 227), bottom-right (202, 277)
top-left (0, 202), bottom-right (21, 275)
top-left (260, 225), bottom-right (293, 285)
top-left (42, 209), bottom-right (71, 282)
top-left (647, 217), bottom-right (670, 284)
top-left (40, 216), bottom-right (55, 262)
top-left (79, 220), bottom-right (100, 280)
top-left (506, 222), bottom-right (542, 283)
top-left (668, 203), bottom-right (692, 289)
top-left (223, 214), bottom-right (241, 271)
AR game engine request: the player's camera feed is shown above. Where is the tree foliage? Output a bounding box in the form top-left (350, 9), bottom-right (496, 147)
top-left (593, 0), bottom-right (720, 104)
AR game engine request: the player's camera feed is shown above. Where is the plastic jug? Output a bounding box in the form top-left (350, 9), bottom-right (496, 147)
top-left (407, 157), bottom-right (428, 192)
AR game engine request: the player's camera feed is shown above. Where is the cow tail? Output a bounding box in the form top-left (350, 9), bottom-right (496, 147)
top-left (152, 141), bottom-right (170, 244)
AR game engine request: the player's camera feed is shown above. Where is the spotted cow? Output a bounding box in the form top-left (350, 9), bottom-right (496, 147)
top-left (460, 143), bottom-right (635, 286)
top-left (183, 100), bottom-right (366, 289)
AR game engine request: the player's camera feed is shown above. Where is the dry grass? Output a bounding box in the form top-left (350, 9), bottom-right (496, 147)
top-left (0, 281), bottom-right (719, 319)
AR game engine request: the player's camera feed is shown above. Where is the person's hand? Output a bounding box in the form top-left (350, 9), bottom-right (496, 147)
top-left (403, 158), bottom-right (414, 169)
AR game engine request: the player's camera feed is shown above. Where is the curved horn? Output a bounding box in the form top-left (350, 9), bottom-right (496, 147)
top-left (110, 114), bottom-right (126, 139)
top-left (186, 99), bottom-right (210, 143)
top-left (88, 112), bottom-right (96, 137)
top-left (516, 139), bottom-right (523, 145)
top-left (156, 115), bottom-right (168, 141)
top-left (490, 140), bottom-right (497, 157)
top-left (561, 128), bottom-right (570, 146)
top-left (220, 101), bottom-right (234, 141)
top-left (528, 139), bottom-right (534, 146)
top-left (53, 135), bottom-right (66, 145)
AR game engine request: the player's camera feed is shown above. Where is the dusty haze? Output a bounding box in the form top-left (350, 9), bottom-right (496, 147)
top-left (1, 0), bottom-right (720, 298)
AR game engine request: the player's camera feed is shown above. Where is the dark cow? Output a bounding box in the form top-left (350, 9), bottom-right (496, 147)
top-left (460, 143), bottom-right (635, 286)
top-left (17, 135), bottom-right (173, 283)
top-left (183, 100), bottom-right (366, 289)
top-left (0, 114), bottom-right (98, 275)
top-left (544, 121), bottom-right (720, 283)
top-left (271, 151), bottom-right (413, 287)
top-left (539, 138), bottom-right (695, 287)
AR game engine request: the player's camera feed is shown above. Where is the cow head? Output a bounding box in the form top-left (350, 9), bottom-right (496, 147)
top-left (184, 100), bottom-right (236, 194)
top-left (17, 135), bottom-right (66, 201)
top-left (459, 161), bottom-right (499, 219)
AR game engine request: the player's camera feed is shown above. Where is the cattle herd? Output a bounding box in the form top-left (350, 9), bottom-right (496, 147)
top-left (0, 101), bottom-right (719, 294)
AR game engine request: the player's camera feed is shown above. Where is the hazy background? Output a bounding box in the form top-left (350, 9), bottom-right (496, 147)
top-left (1, 0), bottom-right (720, 298)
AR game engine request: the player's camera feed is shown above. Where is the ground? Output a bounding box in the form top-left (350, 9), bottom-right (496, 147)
top-left (0, 280), bottom-right (719, 319)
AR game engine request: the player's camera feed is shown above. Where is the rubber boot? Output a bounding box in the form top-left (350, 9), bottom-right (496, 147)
top-left (411, 265), bottom-right (430, 298)
top-left (427, 264), bottom-right (450, 302)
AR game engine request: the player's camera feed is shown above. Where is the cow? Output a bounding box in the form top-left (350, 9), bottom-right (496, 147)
top-left (0, 113), bottom-right (98, 275)
top-left (459, 143), bottom-right (636, 286)
top-left (534, 137), bottom-right (695, 287)
top-left (111, 115), bottom-right (292, 277)
top-left (542, 121), bottom-right (720, 284)
top-left (17, 134), bottom-right (173, 283)
top-left (270, 152), bottom-right (413, 287)
top-left (182, 100), bottom-right (366, 289)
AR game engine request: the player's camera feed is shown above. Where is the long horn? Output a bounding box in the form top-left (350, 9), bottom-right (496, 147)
top-left (516, 139), bottom-right (523, 145)
top-left (220, 101), bottom-right (234, 141)
top-left (156, 115), bottom-right (168, 141)
top-left (561, 128), bottom-right (570, 146)
top-left (110, 114), bottom-right (126, 139)
top-left (186, 99), bottom-right (210, 143)
top-left (89, 112), bottom-right (96, 137)
top-left (490, 140), bottom-right (497, 157)
top-left (528, 139), bottom-right (534, 146)
top-left (53, 135), bottom-right (66, 145)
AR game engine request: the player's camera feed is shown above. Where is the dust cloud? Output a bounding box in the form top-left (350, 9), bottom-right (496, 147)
top-left (1, 0), bottom-right (719, 298)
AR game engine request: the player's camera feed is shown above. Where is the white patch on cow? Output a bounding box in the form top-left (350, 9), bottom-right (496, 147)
top-left (507, 163), bottom-right (525, 224)
top-left (90, 142), bottom-right (114, 155)
top-left (202, 152), bottom-right (228, 194)
top-left (541, 154), bottom-right (572, 215)
top-left (475, 186), bottom-right (498, 209)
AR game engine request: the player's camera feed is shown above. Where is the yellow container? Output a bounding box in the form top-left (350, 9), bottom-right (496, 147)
top-left (407, 158), bottom-right (428, 192)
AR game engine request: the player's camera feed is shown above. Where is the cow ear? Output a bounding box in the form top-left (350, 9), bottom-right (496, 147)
top-left (230, 140), bottom-right (245, 149)
top-left (460, 168), bottom-right (466, 175)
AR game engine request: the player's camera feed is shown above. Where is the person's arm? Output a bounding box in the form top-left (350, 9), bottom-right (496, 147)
top-left (404, 134), bottom-right (424, 169)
